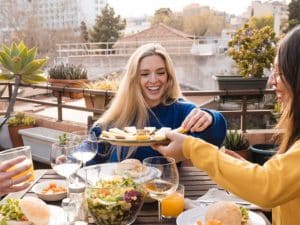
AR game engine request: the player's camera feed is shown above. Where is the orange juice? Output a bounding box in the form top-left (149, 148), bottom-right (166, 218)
top-left (6, 158), bottom-right (35, 183)
top-left (161, 191), bottom-right (184, 217)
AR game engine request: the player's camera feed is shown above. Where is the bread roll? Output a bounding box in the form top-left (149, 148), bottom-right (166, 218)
top-left (19, 197), bottom-right (50, 225)
top-left (205, 201), bottom-right (242, 225)
top-left (115, 159), bottom-right (148, 178)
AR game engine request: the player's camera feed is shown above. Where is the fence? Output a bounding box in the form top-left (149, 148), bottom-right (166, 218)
top-left (0, 82), bottom-right (275, 132)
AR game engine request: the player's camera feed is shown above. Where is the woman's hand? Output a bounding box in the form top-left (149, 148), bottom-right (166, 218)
top-left (182, 108), bottom-right (213, 132)
top-left (0, 156), bottom-right (32, 197)
top-left (152, 131), bottom-right (188, 162)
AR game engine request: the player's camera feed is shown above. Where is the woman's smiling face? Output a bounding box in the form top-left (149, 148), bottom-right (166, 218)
top-left (139, 54), bottom-right (168, 107)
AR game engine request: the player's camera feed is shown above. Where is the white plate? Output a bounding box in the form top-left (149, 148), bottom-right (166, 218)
top-left (48, 205), bottom-right (67, 225)
top-left (176, 206), bottom-right (266, 225)
top-left (78, 163), bottom-right (161, 185)
top-left (32, 180), bottom-right (67, 202)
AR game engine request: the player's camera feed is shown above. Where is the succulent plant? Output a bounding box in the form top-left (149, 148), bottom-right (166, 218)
top-left (223, 130), bottom-right (249, 151)
top-left (0, 41), bottom-right (47, 123)
top-left (7, 112), bottom-right (35, 127)
top-left (48, 63), bottom-right (87, 80)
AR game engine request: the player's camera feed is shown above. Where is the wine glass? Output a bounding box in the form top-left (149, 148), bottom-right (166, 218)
top-left (71, 130), bottom-right (98, 167)
top-left (50, 142), bottom-right (82, 186)
top-left (142, 156), bottom-right (179, 224)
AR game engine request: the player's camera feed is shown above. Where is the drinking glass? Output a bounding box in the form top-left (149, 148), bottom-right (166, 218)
top-left (142, 156), bottom-right (179, 224)
top-left (50, 142), bottom-right (82, 182)
top-left (161, 184), bottom-right (185, 218)
top-left (71, 130), bottom-right (98, 167)
top-left (0, 146), bottom-right (35, 185)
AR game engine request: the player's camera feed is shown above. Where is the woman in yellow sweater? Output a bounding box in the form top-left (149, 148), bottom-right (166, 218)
top-left (154, 26), bottom-right (300, 225)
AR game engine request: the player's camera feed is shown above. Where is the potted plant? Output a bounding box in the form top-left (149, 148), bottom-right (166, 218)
top-left (214, 23), bottom-right (277, 96)
top-left (8, 112), bottom-right (35, 147)
top-left (0, 41), bottom-right (47, 149)
top-left (48, 63), bottom-right (88, 99)
top-left (82, 78), bottom-right (119, 111)
top-left (223, 130), bottom-right (250, 160)
top-left (250, 143), bottom-right (278, 165)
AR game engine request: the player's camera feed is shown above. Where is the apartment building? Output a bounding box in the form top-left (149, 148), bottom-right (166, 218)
top-left (31, 0), bottom-right (107, 30)
top-left (242, 0), bottom-right (289, 35)
top-left (0, 0), bottom-right (107, 34)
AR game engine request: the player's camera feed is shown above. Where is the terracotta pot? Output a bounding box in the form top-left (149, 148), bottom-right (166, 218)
top-left (48, 79), bottom-right (88, 99)
top-left (8, 125), bottom-right (34, 147)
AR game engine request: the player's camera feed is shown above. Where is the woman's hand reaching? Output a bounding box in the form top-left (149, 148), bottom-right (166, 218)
top-left (181, 108), bottom-right (213, 133)
top-left (152, 131), bottom-right (188, 162)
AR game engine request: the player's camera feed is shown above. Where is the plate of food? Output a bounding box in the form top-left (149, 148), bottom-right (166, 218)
top-left (176, 201), bottom-right (265, 225)
top-left (32, 180), bottom-right (67, 202)
top-left (79, 160), bottom-right (161, 185)
top-left (0, 197), bottom-right (66, 225)
top-left (99, 126), bottom-right (185, 146)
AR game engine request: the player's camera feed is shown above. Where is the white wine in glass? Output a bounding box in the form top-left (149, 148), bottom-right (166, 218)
top-left (51, 142), bottom-right (82, 179)
top-left (70, 130), bottom-right (98, 167)
top-left (142, 156), bottom-right (179, 224)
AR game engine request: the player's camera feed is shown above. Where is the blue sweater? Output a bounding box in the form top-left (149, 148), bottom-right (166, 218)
top-left (88, 100), bottom-right (227, 164)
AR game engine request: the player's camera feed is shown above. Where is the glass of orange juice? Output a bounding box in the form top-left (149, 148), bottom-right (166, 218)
top-left (0, 146), bottom-right (35, 184)
top-left (161, 184), bottom-right (185, 218)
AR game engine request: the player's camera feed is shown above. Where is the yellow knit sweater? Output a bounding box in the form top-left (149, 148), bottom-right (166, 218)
top-left (182, 138), bottom-right (300, 225)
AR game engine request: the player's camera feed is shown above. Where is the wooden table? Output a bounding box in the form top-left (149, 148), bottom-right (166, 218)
top-left (24, 167), bottom-right (271, 225)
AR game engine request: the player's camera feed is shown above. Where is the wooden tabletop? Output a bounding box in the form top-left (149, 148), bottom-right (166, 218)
top-left (24, 167), bottom-right (271, 225)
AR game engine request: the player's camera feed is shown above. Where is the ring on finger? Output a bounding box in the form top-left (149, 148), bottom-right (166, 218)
top-left (9, 178), bottom-right (14, 187)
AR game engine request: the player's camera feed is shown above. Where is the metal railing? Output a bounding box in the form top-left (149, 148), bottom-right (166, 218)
top-left (0, 82), bottom-right (275, 132)
top-left (56, 38), bottom-right (229, 57)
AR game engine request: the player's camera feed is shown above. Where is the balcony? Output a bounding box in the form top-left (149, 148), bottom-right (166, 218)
top-left (0, 82), bottom-right (279, 167)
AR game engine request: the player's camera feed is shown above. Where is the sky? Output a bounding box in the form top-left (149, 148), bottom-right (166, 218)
top-left (109, 0), bottom-right (254, 18)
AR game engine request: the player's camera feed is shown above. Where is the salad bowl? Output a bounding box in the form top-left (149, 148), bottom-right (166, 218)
top-left (85, 175), bottom-right (145, 225)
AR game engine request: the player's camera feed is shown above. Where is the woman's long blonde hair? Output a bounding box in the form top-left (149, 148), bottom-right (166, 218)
top-left (96, 43), bottom-right (182, 129)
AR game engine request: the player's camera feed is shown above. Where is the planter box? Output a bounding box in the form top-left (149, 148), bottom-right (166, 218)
top-left (83, 93), bottom-right (113, 118)
top-left (19, 127), bottom-right (66, 164)
top-left (48, 78), bottom-right (87, 99)
top-left (213, 76), bottom-right (268, 101)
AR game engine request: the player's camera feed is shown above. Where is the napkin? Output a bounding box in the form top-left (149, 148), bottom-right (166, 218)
top-left (184, 188), bottom-right (261, 210)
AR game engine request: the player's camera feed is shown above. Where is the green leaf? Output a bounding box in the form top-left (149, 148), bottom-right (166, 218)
top-left (17, 41), bottom-right (26, 52)
top-left (0, 51), bottom-right (14, 71)
top-left (21, 74), bottom-right (47, 84)
top-left (21, 59), bottom-right (47, 74)
top-left (23, 47), bottom-right (37, 67)
top-left (0, 73), bottom-right (14, 80)
top-left (18, 47), bottom-right (28, 70)
top-left (11, 56), bottom-right (22, 73)
top-left (3, 45), bottom-right (11, 56)
top-left (10, 43), bottom-right (20, 57)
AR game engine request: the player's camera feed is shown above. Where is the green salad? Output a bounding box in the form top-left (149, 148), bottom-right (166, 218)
top-left (85, 176), bottom-right (144, 225)
top-left (0, 198), bottom-right (28, 225)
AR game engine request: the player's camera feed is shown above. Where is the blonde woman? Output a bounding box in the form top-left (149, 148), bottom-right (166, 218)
top-left (154, 26), bottom-right (300, 224)
top-left (89, 43), bottom-right (226, 163)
